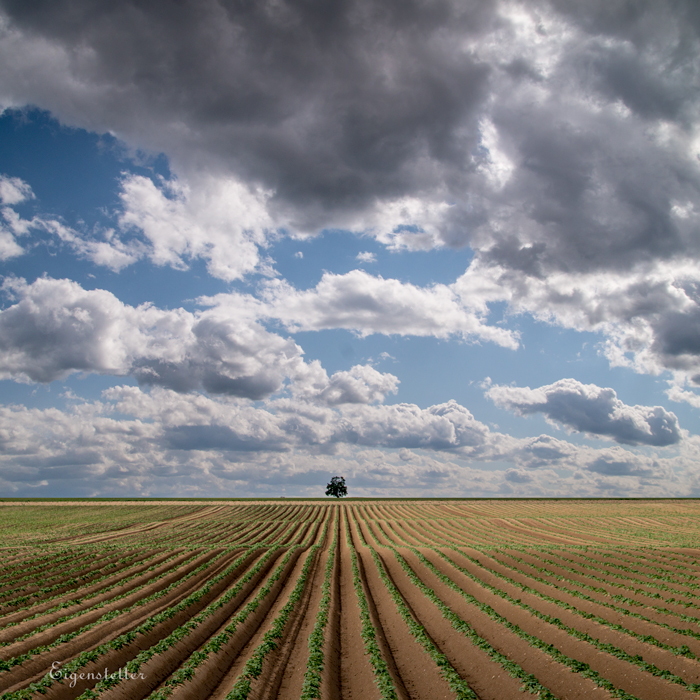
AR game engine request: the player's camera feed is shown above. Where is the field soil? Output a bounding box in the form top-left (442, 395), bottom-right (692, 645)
top-left (2, 499), bottom-right (700, 699)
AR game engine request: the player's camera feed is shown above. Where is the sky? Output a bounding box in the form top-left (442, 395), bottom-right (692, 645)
top-left (0, 0), bottom-right (699, 498)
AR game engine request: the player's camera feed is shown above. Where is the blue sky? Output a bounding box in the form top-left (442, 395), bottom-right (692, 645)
top-left (0, 0), bottom-right (699, 497)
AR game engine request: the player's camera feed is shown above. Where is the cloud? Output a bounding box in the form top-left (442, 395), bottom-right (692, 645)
top-left (0, 385), bottom-right (691, 497)
top-left (0, 173), bottom-right (144, 269)
top-left (2, 0), bottom-right (695, 256)
top-left (486, 378), bottom-right (682, 446)
top-left (0, 276), bottom-right (303, 398)
top-left (0, 174), bottom-right (33, 205)
top-left (1, 0), bottom-right (698, 384)
top-left (0, 174), bottom-right (34, 259)
top-left (504, 468), bottom-right (533, 483)
top-left (104, 385), bottom-right (493, 454)
top-left (333, 399), bottom-right (492, 451)
top-left (255, 269), bottom-right (518, 347)
top-left (117, 173), bottom-right (275, 281)
top-left (356, 251), bottom-right (376, 264)
top-left (0, 0), bottom-right (492, 235)
top-left (0, 276), bottom-right (409, 407)
top-left (317, 365), bottom-right (399, 406)
top-left (455, 257), bottom-right (700, 387)
top-left (511, 434), bottom-right (580, 469)
top-left (0, 170), bottom-right (275, 278)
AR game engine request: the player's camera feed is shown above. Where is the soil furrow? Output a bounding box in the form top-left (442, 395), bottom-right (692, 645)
top-left (349, 513), bottom-right (453, 700)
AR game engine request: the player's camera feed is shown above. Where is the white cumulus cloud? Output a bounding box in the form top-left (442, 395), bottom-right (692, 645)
top-left (486, 378), bottom-right (682, 446)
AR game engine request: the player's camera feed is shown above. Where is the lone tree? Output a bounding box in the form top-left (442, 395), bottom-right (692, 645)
top-left (325, 476), bottom-right (348, 498)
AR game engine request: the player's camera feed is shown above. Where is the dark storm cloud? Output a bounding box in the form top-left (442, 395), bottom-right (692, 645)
top-left (0, 0), bottom-right (696, 288)
top-left (1, 0), bottom-right (694, 264)
top-left (2, 0), bottom-right (700, 400)
top-left (653, 309), bottom-right (700, 363)
top-left (0, 0), bottom-right (494, 228)
top-left (164, 425), bottom-right (288, 452)
top-left (487, 379), bottom-right (682, 446)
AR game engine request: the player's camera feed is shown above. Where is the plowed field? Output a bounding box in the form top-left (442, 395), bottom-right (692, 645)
top-left (2, 499), bottom-right (700, 699)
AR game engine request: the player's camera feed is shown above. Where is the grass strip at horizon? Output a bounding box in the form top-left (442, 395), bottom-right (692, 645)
top-left (0, 506), bottom-right (202, 543)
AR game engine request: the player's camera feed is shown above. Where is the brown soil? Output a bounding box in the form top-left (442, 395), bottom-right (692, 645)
top-left (502, 549), bottom-right (700, 607)
top-left (0, 549), bottom-right (192, 643)
top-left (492, 547), bottom-right (700, 622)
top-left (404, 547), bottom-right (613, 700)
top-left (449, 549), bottom-right (700, 682)
top-left (93, 547), bottom-right (296, 700)
top-left (439, 548), bottom-right (700, 700)
top-left (5, 502), bottom-right (700, 699)
top-left (0, 548), bottom-right (239, 693)
top-left (350, 515), bottom-right (454, 700)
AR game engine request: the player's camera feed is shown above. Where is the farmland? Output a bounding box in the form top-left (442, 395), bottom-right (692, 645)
top-left (1, 500), bottom-right (700, 699)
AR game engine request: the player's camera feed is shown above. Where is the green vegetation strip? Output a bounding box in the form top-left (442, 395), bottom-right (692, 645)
top-left (524, 550), bottom-right (700, 599)
top-left (365, 521), bottom-right (556, 699)
top-left (353, 520), bottom-right (477, 700)
top-left (0, 550), bottom-right (229, 678)
top-left (0, 549), bottom-right (179, 630)
top-left (300, 514), bottom-right (338, 700)
top-left (431, 547), bottom-right (700, 696)
top-left (0, 550), bottom-right (146, 608)
top-left (225, 529), bottom-right (329, 699)
top-left (0, 550), bottom-right (122, 591)
top-left (374, 519), bottom-right (647, 700)
top-left (0, 548), bottom-right (259, 700)
top-left (534, 549), bottom-right (700, 591)
top-left (0, 551), bottom-right (200, 647)
top-left (0, 550), bottom-right (96, 590)
top-left (345, 512), bottom-right (399, 700)
top-left (555, 549), bottom-right (700, 583)
top-left (137, 521), bottom-right (328, 700)
top-left (484, 551), bottom-right (700, 642)
top-left (83, 549), bottom-right (285, 699)
top-left (581, 547), bottom-right (699, 576)
top-left (391, 519), bottom-right (700, 694)
top-left (71, 519), bottom-right (322, 699)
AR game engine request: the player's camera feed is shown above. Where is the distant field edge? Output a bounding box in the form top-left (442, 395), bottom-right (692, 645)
top-left (1, 497), bottom-right (700, 502)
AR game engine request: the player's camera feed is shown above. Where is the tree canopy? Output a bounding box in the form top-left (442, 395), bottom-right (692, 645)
top-left (325, 475), bottom-right (348, 498)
